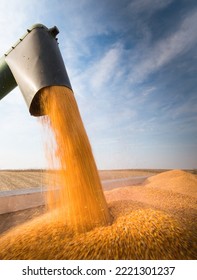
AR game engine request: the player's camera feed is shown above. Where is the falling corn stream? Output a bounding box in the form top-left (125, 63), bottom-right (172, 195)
top-left (40, 86), bottom-right (111, 232)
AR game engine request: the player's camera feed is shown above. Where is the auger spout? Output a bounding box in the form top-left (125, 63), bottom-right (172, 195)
top-left (0, 24), bottom-right (72, 116)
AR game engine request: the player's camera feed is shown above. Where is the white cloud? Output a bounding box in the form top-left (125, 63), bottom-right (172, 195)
top-left (69, 43), bottom-right (123, 101)
top-left (128, 0), bottom-right (174, 16)
top-left (171, 95), bottom-right (197, 119)
top-left (142, 86), bottom-right (156, 96)
top-left (90, 45), bottom-right (122, 91)
top-left (129, 9), bottom-right (197, 84)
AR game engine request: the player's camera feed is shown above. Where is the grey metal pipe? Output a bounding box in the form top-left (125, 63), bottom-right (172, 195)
top-left (0, 24), bottom-right (72, 116)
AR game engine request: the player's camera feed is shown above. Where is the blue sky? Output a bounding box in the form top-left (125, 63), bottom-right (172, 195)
top-left (0, 0), bottom-right (197, 169)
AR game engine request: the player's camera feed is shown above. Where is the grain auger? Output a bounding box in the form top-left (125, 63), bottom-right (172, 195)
top-left (0, 24), bottom-right (72, 116)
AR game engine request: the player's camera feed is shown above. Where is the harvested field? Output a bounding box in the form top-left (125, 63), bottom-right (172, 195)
top-left (0, 170), bottom-right (53, 191)
top-left (0, 169), bottom-right (196, 260)
top-left (0, 169), bottom-right (157, 191)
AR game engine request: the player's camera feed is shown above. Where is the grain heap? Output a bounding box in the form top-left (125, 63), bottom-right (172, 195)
top-left (0, 201), bottom-right (193, 260)
top-left (0, 169), bottom-right (196, 259)
top-left (145, 169), bottom-right (197, 197)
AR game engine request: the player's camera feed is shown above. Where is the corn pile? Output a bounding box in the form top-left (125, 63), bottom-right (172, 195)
top-left (145, 169), bottom-right (197, 197)
top-left (0, 203), bottom-right (192, 259)
top-left (0, 170), bottom-right (196, 259)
